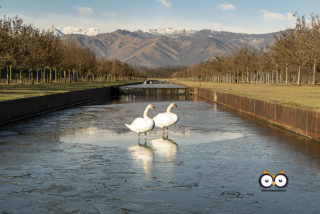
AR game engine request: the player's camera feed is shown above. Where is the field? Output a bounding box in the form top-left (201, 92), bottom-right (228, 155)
top-left (169, 80), bottom-right (320, 111)
top-left (0, 81), bottom-right (140, 102)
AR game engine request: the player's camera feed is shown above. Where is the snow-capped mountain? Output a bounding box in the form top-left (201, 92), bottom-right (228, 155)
top-left (53, 27), bottom-right (101, 36)
top-left (62, 28), bottom-right (278, 67)
top-left (52, 27), bottom-right (65, 36)
top-left (148, 27), bottom-right (196, 37)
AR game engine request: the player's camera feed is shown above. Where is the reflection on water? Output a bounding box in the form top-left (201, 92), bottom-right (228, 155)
top-left (128, 137), bottom-right (179, 180)
top-left (0, 95), bottom-right (320, 213)
top-left (150, 137), bottom-right (178, 161)
top-left (120, 83), bottom-right (187, 89)
top-left (128, 144), bottom-right (154, 178)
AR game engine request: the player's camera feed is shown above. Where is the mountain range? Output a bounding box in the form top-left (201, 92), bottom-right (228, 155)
top-left (59, 27), bottom-right (278, 68)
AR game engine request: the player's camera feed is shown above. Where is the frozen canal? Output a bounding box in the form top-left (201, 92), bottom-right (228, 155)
top-left (0, 93), bottom-right (320, 213)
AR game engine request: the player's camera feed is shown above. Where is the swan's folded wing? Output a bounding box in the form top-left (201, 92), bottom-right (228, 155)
top-left (168, 113), bottom-right (179, 126)
top-left (153, 113), bottom-right (172, 127)
top-left (130, 117), bottom-right (153, 132)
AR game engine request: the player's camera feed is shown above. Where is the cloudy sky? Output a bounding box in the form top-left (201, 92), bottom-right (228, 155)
top-left (0, 0), bottom-right (318, 34)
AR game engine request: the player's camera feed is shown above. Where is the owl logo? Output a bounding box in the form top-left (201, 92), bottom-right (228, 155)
top-left (259, 171), bottom-right (288, 188)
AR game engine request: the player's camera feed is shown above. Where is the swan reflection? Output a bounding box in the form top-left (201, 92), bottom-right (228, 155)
top-left (149, 138), bottom-right (178, 161)
top-left (128, 144), bottom-right (154, 177)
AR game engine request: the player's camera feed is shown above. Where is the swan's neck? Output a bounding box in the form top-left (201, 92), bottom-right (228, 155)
top-left (144, 107), bottom-right (151, 118)
top-left (167, 105), bottom-right (174, 113)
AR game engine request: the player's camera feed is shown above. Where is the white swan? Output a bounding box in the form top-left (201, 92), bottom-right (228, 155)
top-left (153, 103), bottom-right (178, 137)
top-left (125, 104), bottom-right (155, 142)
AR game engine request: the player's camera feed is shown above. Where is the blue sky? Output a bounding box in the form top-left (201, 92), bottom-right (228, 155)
top-left (0, 0), bottom-right (319, 33)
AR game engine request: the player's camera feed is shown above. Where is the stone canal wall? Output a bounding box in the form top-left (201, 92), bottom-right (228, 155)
top-left (191, 87), bottom-right (320, 141)
top-left (0, 87), bottom-right (113, 125)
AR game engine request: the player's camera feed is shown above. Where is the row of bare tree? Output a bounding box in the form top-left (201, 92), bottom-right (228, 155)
top-left (140, 66), bottom-right (186, 78)
top-left (0, 16), bottom-right (146, 84)
top-left (173, 15), bottom-right (320, 85)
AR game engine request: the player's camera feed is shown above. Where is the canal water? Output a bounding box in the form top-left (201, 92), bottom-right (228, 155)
top-left (0, 86), bottom-right (320, 213)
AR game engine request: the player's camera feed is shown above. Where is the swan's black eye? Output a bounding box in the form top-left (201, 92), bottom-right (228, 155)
top-left (275, 174), bottom-right (288, 188)
top-left (259, 174), bottom-right (273, 188)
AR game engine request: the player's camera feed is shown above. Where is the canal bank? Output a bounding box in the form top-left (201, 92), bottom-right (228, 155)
top-left (0, 87), bottom-right (116, 125)
top-left (0, 81), bottom-right (186, 125)
top-left (189, 87), bottom-right (320, 141)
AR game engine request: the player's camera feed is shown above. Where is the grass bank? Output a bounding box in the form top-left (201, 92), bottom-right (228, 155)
top-left (168, 80), bottom-right (320, 111)
top-left (0, 80), bottom-right (140, 102)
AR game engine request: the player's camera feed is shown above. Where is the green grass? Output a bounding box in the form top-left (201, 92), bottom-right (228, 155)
top-left (0, 80), bottom-right (140, 102)
top-left (168, 80), bottom-right (320, 111)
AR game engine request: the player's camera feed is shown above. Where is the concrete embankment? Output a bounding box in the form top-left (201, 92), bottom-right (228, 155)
top-left (191, 87), bottom-right (320, 141)
top-left (119, 84), bottom-right (188, 98)
top-left (0, 87), bottom-right (116, 125)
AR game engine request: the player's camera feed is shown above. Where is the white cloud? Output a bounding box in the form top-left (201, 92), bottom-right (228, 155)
top-left (157, 0), bottom-right (171, 8)
top-left (261, 10), bottom-right (294, 21)
top-left (219, 3), bottom-right (235, 11)
top-left (259, 10), bottom-right (296, 32)
top-left (76, 7), bottom-right (93, 15)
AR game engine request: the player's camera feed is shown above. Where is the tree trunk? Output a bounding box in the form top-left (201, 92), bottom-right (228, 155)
top-left (37, 69), bottom-right (39, 84)
top-left (19, 70), bottom-right (22, 83)
top-left (285, 67), bottom-right (288, 85)
top-left (30, 69), bottom-right (34, 85)
top-left (54, 68), bottom-right (58, 82)
top-left (29, 69), bottom-right (31, 84)
top-left (49, 68), bottom-right (52, 83)
top-left (7, 66), bottom-right (9, 84)
top-left (297, 66), bottom-right (301, 85)
top-left (9, 65), bottom-right (12, 84)
top-left (242, 71), bottom-right (244, 83)
top-left (313, 62), bottom-right (316, 85)
top-left (266, 72), bottom-right (268, 84)
top-left (246, 67), bottom-right (249, 83)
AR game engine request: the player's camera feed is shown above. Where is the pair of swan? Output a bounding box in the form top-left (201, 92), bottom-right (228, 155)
top-left (125, 103), bottom-right (178, 142)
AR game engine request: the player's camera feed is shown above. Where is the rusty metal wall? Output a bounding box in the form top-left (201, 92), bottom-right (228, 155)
top-left (191, 87), bottom-right (320, 141)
